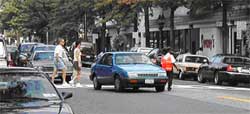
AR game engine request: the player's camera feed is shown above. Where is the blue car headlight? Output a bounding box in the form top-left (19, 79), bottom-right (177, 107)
top-left (158, 72), bottom-right (167, 77)
top-left (128, 72), bottom-right (138, 78)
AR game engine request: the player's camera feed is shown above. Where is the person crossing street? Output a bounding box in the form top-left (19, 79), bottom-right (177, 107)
top-left (161, 47), bottom-right (176, 91)
top-left (69, 40), bottom-right (83, 87)
top-left (51, 38), bottom-right (70, 87)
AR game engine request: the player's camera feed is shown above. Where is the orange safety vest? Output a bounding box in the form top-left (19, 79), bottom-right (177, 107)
top-left (161, 55), bottom-right (173, 71)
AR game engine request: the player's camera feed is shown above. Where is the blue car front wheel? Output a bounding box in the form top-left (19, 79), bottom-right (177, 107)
top-left (93, 76), bottom-right (102, 90)
top-left (114, 78), bottom-right (124, 92)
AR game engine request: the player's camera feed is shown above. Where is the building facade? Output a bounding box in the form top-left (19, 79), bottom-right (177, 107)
top-left (132, 2), bottom-right (250, 58)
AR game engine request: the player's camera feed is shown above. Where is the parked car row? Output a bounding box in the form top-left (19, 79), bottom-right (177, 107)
top-left (130, 47), bottom-right (250, 87)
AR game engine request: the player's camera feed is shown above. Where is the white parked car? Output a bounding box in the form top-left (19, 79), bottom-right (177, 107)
top-left (173, 54), bottom-right (209, 80)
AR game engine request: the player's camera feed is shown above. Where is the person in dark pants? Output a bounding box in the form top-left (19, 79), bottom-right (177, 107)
top-left (161, 47), bottom-right (177, 91)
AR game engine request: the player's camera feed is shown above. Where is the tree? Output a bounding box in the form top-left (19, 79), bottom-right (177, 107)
top-left (156, 0), bottom-right (187, 48)
top-left (0, 0), bottom-right (24, 43)
top-left (51, 0), bottom-right (95, 42)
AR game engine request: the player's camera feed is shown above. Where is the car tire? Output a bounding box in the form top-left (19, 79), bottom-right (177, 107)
top-left (178, 71), bottom-right (185, 80)
top-left (155, 86), bottom-right (165, 92)
top-left (214, 72), bottom-right (222, 85)
top-left (114, 77), bottom-right (124, 92)
top-left (93, 76), bottom-right (102, 90)
top-left (197, 69), bottom-right (206, 83)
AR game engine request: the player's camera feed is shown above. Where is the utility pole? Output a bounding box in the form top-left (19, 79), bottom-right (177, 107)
top-left (222, 0), bottom-right (229, 54)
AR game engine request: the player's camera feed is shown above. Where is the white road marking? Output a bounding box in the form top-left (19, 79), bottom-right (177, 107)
top-left (54, 84), bottom-right (84, 89)
top-left (173, 85), bottom-right (250, 91)
top-left (56, 83), bottom-right (250, 91)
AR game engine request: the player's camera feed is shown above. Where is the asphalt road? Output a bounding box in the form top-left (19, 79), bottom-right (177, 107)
top-left (57, 67), bottom-right (250, 114)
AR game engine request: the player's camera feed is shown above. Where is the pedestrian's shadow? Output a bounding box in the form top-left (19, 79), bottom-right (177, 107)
top-left (91, 88), bottom-right (158, 93)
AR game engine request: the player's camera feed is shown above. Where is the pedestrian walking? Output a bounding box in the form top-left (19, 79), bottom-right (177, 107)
top-left (51, 38), bottom-right (70, 87)
top-left (69, 40), bottom-right (82, 87)
top-left (161, 47), bottom-right (177, 91)
top-left (196, 47), bottom-right (203, 55)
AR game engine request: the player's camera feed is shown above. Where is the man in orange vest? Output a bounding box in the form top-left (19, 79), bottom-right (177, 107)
top-left (161, 47), bottom-right (176, 91)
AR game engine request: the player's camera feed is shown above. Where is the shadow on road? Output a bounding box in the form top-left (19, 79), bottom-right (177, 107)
top-left (89, 88), bottom-right (158, 93)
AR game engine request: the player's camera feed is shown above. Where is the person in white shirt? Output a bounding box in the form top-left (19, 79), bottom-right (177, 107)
top-left (51, 38), bottom-right (69, 86)
top-left (69, 40), bottom-right (82, 87)
top-left (162, 47), bottom-right (176, 91)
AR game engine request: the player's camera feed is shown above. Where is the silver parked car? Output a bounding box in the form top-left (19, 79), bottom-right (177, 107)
top-left (28, 51), bottom-right (73, 83)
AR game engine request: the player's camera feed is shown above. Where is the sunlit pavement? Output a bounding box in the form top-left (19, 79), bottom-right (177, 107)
top-left (57, 67), bottom-right (250, 114)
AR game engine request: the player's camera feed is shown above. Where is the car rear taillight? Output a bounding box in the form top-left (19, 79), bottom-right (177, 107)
top-left (227, 65), bottom-right (236, 72)
top-left (7, 53), bottom-right (15, 67)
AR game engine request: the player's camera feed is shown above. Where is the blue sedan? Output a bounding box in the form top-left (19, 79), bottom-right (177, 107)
top-left (90, 52), bottom-right (168, 92)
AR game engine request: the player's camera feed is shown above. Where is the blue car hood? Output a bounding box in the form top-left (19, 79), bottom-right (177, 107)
top-left (117, 64), bottom-right (164, 72)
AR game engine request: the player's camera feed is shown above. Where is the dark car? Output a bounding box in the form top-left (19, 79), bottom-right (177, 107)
top-left (90, 52), bottom-right (168, 92)
top-left (6, 45), bottom-right (17, 66)
top-left (197, 54), bottom-right (250, 86)
top-left (0, 67), bottom-right (74, 114)
top-left (28, 51), bottom-right (73, 83)
top-left (80, 42), bottom-right (95, 67)
top-left (147, 48), bottom-right (162, 66)
top-left (15, 42), bottom-right (44, 66)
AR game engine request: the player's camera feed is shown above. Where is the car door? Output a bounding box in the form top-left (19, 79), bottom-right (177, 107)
top-left (206, 56), bottom-right (222, 80)
top-left (100, 54), bottom-right (114, 84)
top-left (201, 56), bottom-right (215, 78)
top-left (95, 54), bottom-right (113, 84)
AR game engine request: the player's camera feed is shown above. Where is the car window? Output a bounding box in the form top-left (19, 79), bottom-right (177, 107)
top-left (223, 57), bottom-right (250, 64)
top-left (20, 44), bottom-right (36, 52)
top-left (184, 56), bottom-right (208, 63)
top-left (34, 52), bottom-right (54, 61)
top-left (147, 49), bottom-right (158, 56)
top-left (35, 46), bottom-right (55, 51)
top-left (99, 54), bottom-right (112, 66)
top-left (176, 55), bottom-right (183, 62)
top-left (213, 56), bottom-right (222, 63)
top-left (104, 54), bottom-right (113, 66)
top-left (115, 54), bottom-right (152, 65)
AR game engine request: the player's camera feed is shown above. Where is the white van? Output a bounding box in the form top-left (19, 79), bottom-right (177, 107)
top-left (0, 38), bottom-right (7, 67)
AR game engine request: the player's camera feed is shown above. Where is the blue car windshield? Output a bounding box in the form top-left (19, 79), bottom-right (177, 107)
top-left (34, 52), bottom-right (54, 61)
top-left (115, 54), bottom-right (152, 65)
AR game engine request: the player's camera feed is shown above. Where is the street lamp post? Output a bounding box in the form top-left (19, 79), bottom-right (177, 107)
top-left (157, 13), bottom-right (165, 49)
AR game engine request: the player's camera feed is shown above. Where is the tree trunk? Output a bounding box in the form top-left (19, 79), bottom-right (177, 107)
top-left (144, 5), bottom-right (150, 47)
top-left (100, 22), bottom-right (106, 52)
top-left (134, 12), bottom-right (138, 32)
top-left (222, 1), bottom-right (228, 54)
top-left (170, 7), bottom-right (175, 48)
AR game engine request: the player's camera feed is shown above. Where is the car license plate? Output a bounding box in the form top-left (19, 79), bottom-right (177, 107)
top-left (145, 79), bottom-right (154, 84)
top-left (86, 55), bottom-right (91, 58)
